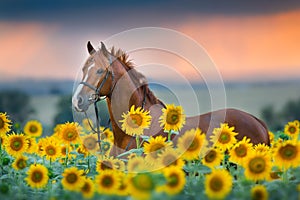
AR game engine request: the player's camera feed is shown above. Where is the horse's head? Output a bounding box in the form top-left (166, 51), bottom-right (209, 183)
top-left (72, 41), bottom-right (115, 112)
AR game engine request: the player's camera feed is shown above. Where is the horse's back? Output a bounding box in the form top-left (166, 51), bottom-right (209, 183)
top-left (182, 108), bottom-right (270, 145)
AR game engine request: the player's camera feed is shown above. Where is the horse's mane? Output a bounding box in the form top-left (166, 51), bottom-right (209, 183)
top-left (110, 46), bottom-right (165, 107)
top-left (110, 47), bottom-right (134, 69)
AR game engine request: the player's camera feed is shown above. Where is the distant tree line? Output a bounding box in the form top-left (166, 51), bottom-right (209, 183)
top-left (0, 90), bottom-right (34, 124)
top-left (260, 96), bottom-right (300, 131)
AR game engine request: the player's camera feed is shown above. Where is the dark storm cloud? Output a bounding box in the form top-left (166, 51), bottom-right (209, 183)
top-left (1, 0), bottom-right (300, 22)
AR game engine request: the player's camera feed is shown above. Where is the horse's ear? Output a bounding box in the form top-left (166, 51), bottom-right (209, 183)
top-left (101, 42), bottom-right (109, 57)
top-left (87, 41), bottom-right (96, 55)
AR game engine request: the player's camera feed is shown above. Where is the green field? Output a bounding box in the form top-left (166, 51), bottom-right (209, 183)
top-left (29, 82), bottom-right (300, 127)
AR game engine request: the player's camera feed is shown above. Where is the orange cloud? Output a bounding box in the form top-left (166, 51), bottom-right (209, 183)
top-left (0, 22), bottom-right (53, 77)
top-left (176, 10), bottom-right (300, 81)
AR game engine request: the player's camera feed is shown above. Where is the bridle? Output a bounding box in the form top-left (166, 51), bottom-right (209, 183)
top-left (77, 54), bottom-right (147, 153)
top-left (78, 54), bottom-right (115, 154)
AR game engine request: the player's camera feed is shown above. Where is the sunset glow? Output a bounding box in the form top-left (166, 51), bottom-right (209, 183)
top-left (1, 7), bottom-right (300, 82)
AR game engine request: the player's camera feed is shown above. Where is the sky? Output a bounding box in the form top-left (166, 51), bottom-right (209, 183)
top-left (1, 0), bottom-right (300, 83)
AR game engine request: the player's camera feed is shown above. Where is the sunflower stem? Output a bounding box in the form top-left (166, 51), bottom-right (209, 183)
top-left (282, 167), bottom-right (288, 184)
top-left (87, 155), bottom-right (90, 172)
top-left (136, 135), bottom-right (141, 149)
top-left (167, 130), bottom-right (172, 142)
top-left (65, 146), bottom-right (69, 167)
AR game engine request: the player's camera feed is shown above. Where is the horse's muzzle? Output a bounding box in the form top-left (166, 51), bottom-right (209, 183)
top-left (72, 94), bottom-right (89, 112)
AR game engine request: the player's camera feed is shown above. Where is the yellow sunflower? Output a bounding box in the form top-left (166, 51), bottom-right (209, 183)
top-left (114, 158), bottom-right (126, 171)
top-left (60, 144), bottom-right (74, 163)
top-left (159, 104), bottom-right (186, 132)
top-left (0, 134), bottom-right (7, 147)
top-left (57, 122), bottom-right (82, 144)
top-left (254, 143), bottom-right (270, 154)
top-left (157, 148), bottom-right (185, 169)
top-left (177, 128), bottom-right (207, 161)
top-left (80, 134), bottom-right (100, 154)
top-left (128, 172), bottom-right (155, 200)
top-left (119, 105), bottom-right (152, 136)
top-left (143, 135), bottom-right (173, 164)
top-left (229, 137), bottom-right (253, 165)
top-left (23, 120), bottom-right (43, 137)
top-left (4, 133), bottom-right (28, 157)
top-left (41, 137), bottom-right (61, 161)
top-left (127, 156), bottom-right (150, 173)
top-left (0, 112), bottom-right (12, 135)
top-left (268, 131), bottom-right (275, 147)
top-left (243, 151), bottom-right (272, 181)
top-left (251, 185), bottom-right (268, 200)
top-left (210, 123), bottom-right (238, 152)
top-left (205, 169), bottom-right (233, 199)
top-left (80, 177), bottom-right (95, 199)
top-left (96, 157), bottom-right (116, 172)
top-left (202, 147), bottom-right (223, 169)
top-left (117, 172), bottom-right (130, 196)
top-left (158, 166), bottom-right (186, 195)
top-left (100, 127), bottom-right (114, 144)
top-left (36, 137), bottom-right (47, 157)
top-left (284, 120), bottom-right (299, 139)
top-left (12, 155), bottom-right (28, 170)
top-left (61, 167), bottom-right (85, 191)
top-left (25, 136), bottom-right (38, 154)
top-left (273, 140), bottom-right (300, 170)
top-left (95, 169), bottom-right (120, 195)
top-left (25, 164), bottom-right (49, 189)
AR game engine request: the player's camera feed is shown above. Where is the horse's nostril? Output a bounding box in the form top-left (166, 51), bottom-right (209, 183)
top-left (78, 96), bottom-right (84, 105)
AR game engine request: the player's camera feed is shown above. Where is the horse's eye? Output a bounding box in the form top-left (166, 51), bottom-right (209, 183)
top-left (97, 69), bottom-right (104, 74)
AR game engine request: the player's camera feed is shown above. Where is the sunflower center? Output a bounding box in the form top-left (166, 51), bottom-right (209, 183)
top-left (253, 190), bottom-right (264, 200)
top-left (101, 175), bottom-right (114, 188)
top-left (288, 126), bottom-right (296, 134)
top-left (166, 110), bottom-right (180, 125)
top-left (29, 125), bottom-right (38, 133)
top-left (46, 147), bottom-right (56, 156)
top-left (84, 137), bottom-right (97, 150)
top-left (235, 145), bottom-right (247, 157)
top-left (17, 159), bottom-right (26, 169)
top-left (0, 118), bottom-right (4, 129)
top-left (67, 132), bottom-right (75, 139)
top-left (149, 144), bottom-right (165, 159)
top-left (82, 182), bottom-right (91, 192)
top-left (219, 132), bottom-right (230, 143)
top-left (133, 174), bottom-right (154, 191)
top-left (99, 161), bottom-right (113, 170)
top-left (209, 177), bottom-right (223, 192)
top-left (205, 150), bottom-right (217, 163)
top-left (66, 173), bottom-right (78, 184)
top-left (279, 144), bottom-right (297, 160)
top-left (101, 142), bottom-right (111, 152)
top-left (168, 173), bottom-right (179, 187)
top-left (128, 114), bottom-right (143, 128)
top-left (187, 138), bottom-right (200, 151)
top-left (31, 171), bottom-right (43, 183)
top-left (11, 139), bottom-right (23, 151)
top-left (61, 147), bottom-right (67, 156)
top-left (248, 157), bottom-right (266, 174)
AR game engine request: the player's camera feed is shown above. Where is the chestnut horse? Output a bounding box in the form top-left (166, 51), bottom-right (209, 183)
top-left (72, 42), bottom-right (270, 155)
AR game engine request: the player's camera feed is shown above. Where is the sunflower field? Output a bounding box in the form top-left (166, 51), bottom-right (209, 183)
top-left (0, 105), bottom-right (300, 200)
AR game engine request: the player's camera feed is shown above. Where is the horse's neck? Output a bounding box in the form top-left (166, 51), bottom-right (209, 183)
top-left (106, 70), bottom-right (165, 149)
